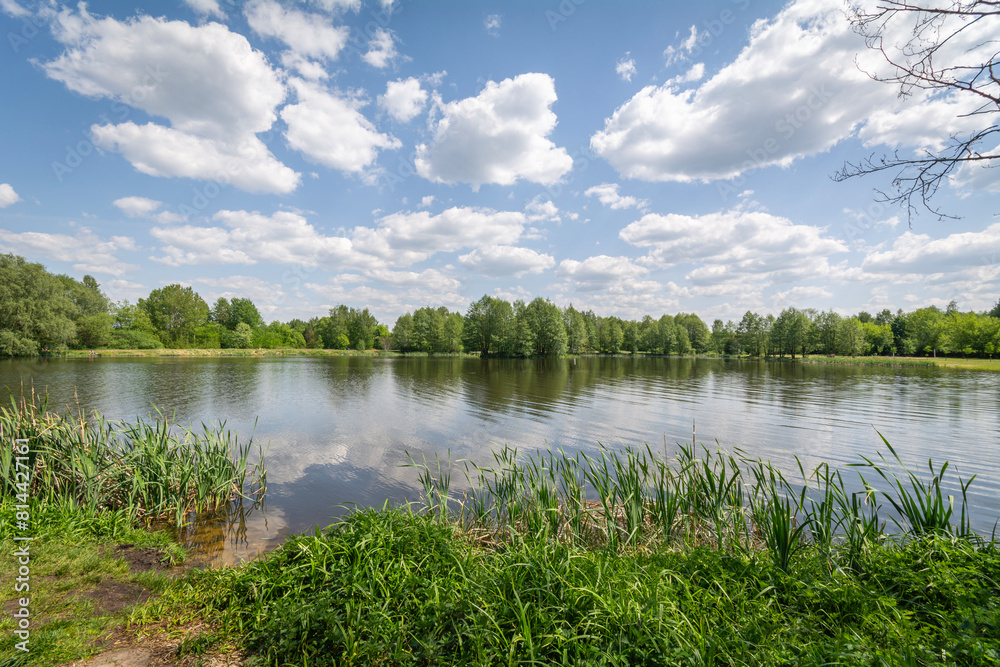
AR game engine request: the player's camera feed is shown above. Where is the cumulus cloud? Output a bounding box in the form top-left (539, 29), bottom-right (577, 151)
top-left (112, 195), bottom-right (186, 223)
top-left (352, 206), bottom-right (527, 266)
top-left (281, 78), bottom-right (401, 174)
top-left (184, 0), bottom-right (223, 18)
top-left (615, 53), bottom-right (636, 82)
top-left (362, 28), bottom-right (398, 68)
top-left (584, 183), bottom-right (647, 210)
top-left (415, 73), bottom-right (573, 188)
top-left (245, 0), bottom-right (349, 60)
top-left (378, 77), bottom-right (428, 122)
top-left (0, 183), bottom-right (21, 208)
top-left (862, 224), bottom-right (1000, 275)
top-left (0, 228), bottom-right (137, 275)
top-left (619, 208), bottom-right (847, 286)
top-left (556, 255), bottom-right (648, 291)
top-left (151, 209), bottom-right (356, 267)
top-left (591, 0), bottom-right (987, 184)
top-left (458, 245), bottom-right (555, 277)
top-left (113, 196), bottom-right (161, 217)
top-left (524, 196), bottom-right (560, 222)
top-left (92, 124), bottom-right (300, 194)
top-left (45, 7), bottom-right (298, 194)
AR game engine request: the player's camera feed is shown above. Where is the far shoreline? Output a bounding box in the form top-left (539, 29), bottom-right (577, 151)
top-left (37, 348), bottom-right (1000, 371)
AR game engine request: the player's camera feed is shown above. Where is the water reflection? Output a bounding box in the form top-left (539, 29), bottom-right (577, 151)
top-left (1, 355), bottom-right (998, 563)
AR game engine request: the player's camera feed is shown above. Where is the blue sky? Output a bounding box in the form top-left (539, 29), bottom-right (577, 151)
top-left (1, 0), bottom-right (998, 325)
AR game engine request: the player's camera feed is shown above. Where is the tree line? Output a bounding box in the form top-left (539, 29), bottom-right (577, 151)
top-left (3, 253), bottom-right (1000, 358)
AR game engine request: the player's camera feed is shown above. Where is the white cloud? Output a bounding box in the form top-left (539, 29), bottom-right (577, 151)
top-left (352, 206), bottom-right (526, 266)
top-left (862, 224), bottom-right (1000, 275)
top-left (309, 0), bottom-right (362, 12)
top-left (458, 245), bottom-right (555, 277)
top-left (281, 78), bottom-right (401, 174)
top-left (525, 196), bottom-right (560, 222)
top-left (369, 267), bottom-right (461, 292)
top-left (419, 195), bottom-right (434, 208)
top-left (615, 53), bottom-right (636, 82)
top-left (415, 73), bottom-right (573, 188)
top-left (280, 51), bottom-right (330, 81)
top-left (151, 210), bottom-right (356, 267)
top-left (245, 0), bottom-right (349, 61)
top-left (772, 285), bottom-right (834, 304)
top-left (484, 14), bottom-right (501, 36)
top-left (45, 8), bottom-right (298, 194)
top-left (620, 208), bottom-right (847, 286)
top-left (1, 0), bottom-right (29, 18)
top-left (0, 228), bottom-right (137, 275)
top-left (584, 183), bottom-right (647, 210)
top-left (92, 123), bottom-right (300, 194)
top-left (663, 25), bottom-right (698, 67)
top-left (556, 255), bottom-right (648, 291)
top-left (0, 183), bottom-right (21, 208)
top-left (362, 27), bottom-right (398, 68)
top-left (184, 0), bottom-right (223, 18)
top-left (112, 196), bottom-right (161, 217)
top-left (378, 77), bottom-right (428, 122)
top-left (591, 0), bottom-right (986, 184)
top-left (113, 196), bottom-right (186, 223)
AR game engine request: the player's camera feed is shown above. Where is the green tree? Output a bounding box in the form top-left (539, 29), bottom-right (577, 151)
top-left (737, 311), bottom-right (766, 357)
top-left (563, 305), bottom-right (589, 353)
top-left (909, 306), bottom-right (946, 356)
top-left (813, 310), bottom-right (842, 355)
top-left (392, 313), bottom-right (415, 352)
top-left (0, 254), bottom-right (78, 355)
top-left (522, 297), bottom-right (567, 356)
top-left (836, 317), bottom-right (866, 357)
top-left (140, 284), bottom-right (209, 347)
top-left (463, 295), bottom-right (513, 356)
top-left (675, 313), bottom-right (710, 353)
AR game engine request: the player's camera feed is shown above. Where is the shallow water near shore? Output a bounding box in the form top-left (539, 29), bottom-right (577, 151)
top-left (3, 354), bottom-right (998, 563)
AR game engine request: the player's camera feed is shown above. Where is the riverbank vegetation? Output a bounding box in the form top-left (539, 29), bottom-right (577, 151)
top-left (4, 252), bottom-right (1000, 361)
top-left (3, 400), bottom-right (999, 664)
top-left (147, 440), bottom-right (999, 665)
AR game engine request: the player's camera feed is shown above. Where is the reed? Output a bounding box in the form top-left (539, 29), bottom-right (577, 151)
top-left (0, 390), bottom-right (266, 526)
top-left (403, 435), bottom-right (990, 564)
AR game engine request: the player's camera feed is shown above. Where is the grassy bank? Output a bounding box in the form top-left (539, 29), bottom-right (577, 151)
top-left (0, 395), bottom-right (266, 664)
top-left (801, 354), bottom-right (1000, 371)
top-left (147, 441), bottom-right (1000, 665)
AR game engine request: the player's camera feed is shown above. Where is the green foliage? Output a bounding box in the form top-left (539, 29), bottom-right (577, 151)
top-left (463, 294), bottom-right (512, 355)
top-left (0, 253), bottom-right (79, 355)
top-left (0, 392), bottom-right (265, 526)
top-left (140, 284), bottom-right (210, 348)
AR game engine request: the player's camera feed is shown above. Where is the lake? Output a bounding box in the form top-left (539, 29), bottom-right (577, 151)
top-left (2, 355), bottom-right (998, 563)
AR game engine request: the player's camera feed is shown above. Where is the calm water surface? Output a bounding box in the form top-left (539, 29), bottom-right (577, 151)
top-left (2, 355), bottom-right (998, 563)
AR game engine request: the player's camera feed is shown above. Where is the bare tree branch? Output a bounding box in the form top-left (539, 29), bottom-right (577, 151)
top-left (836, 1), bottom-right (999, 221)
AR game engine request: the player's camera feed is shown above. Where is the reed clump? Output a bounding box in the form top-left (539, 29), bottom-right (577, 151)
top-left (0, 390), bottom-right (266, 526)
top-left (408, 437), bottom-right (985, 571)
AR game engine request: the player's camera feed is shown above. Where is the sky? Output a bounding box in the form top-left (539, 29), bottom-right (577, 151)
top-left (0, 0), bottom-right (998, 326)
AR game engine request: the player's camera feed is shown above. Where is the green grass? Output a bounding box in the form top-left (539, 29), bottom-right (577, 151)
top-left (0, 501), bottom-right (185, 666)
top-left (801, 355), bottom-right (938, 368)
